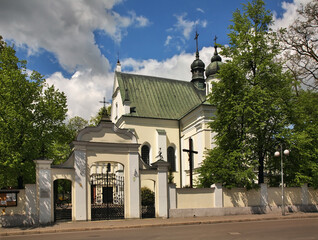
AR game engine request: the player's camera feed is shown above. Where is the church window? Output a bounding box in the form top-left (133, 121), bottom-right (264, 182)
top-left (167, 146), bottom-right (176, 172)
top-left (141, 145), bottom-right (150, 165)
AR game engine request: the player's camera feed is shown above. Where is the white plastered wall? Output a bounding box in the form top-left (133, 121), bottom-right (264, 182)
top-left (180, 105), bottom-right (216, 187)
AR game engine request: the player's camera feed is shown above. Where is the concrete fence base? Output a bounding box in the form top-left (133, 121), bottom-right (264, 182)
top-left (0, 214), bottom-right (39, 228)
top-left (169, 204), bottom-right (318, 218)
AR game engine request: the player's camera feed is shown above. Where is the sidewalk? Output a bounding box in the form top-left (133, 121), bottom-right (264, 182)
top-left (1, 212), bottom-right (318, 236)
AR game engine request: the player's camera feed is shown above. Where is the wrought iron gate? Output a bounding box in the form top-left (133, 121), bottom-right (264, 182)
top-left (54, 180), bottom-right (72, 222)
top-left (141, 204), bottom-right (155, 218)
top-left (90, 171), bottom-right (124, 220)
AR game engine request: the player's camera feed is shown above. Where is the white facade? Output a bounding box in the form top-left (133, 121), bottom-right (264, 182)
top-left (111, 70), bottom-right (217, 188)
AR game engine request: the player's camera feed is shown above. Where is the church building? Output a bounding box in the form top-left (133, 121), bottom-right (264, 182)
top-left (111, 36), bottom-right (223, 188)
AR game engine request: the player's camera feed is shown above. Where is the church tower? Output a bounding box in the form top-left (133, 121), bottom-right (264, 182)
top-left (205, 36), bottom-right (223, 95)
top-left (191, 31), bottom-right (205, 89)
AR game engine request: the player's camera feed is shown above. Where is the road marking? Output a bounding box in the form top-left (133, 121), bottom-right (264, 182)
top-left (228, 232), bottom-right (241, 235)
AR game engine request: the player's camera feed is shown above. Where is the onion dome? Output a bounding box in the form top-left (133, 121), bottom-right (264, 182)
top-left (191, 53), bottom-right (205, 79)
top-left (205, 41), bottom-right (223, 79)
top-left (191, 31), bottom-right (205, 89)
top-left (191, 52), bottom-right (205, 70)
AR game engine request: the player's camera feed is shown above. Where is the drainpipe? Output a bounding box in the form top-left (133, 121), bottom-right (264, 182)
top-left (178, 120), bottom-right (182, 187)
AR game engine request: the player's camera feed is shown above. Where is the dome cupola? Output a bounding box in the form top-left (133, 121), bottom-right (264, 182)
top-left (205, 36), bottom-right (223, 79)
top-left (191, 31), bottom-right (205, 89)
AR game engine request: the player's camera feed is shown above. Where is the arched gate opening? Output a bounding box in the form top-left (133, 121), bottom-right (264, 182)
top-left (141, 180), bottom-right (155, 218)
top-left (53, 179), bottom-right (72, 222)
top-left (90, 162), bottom-right (124, 220)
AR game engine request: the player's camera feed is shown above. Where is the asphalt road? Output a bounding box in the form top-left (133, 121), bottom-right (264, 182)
top-left (3, 218), bottom-right (318, 240)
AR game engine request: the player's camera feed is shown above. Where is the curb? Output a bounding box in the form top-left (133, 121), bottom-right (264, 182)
top-left (1, 214), bottom-right (318, 237)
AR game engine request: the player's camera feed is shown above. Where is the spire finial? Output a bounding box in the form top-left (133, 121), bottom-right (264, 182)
top-left (116, 51), bottom-right (121, 72)
top-left (194, 31), bottom-right (199, 59)
top-left (214, 35), bottom-right (218, 55)
top-left (100, 97), bottom-right (109, 109)
top-left (99, 97), bottom-right (111, 121)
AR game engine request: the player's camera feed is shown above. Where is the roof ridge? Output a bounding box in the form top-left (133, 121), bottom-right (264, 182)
top-left (115, 71), bottom-right (207, 120)
top-left (117, 71), bottom-right (191, 84)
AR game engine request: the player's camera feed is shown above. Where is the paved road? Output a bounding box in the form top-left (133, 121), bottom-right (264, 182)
top-left (3, 218), bottom-right (318, 240)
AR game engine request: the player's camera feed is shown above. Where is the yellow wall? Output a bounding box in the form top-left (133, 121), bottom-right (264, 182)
top-left (140, 170), bottom-right (157, 192)
top-left (223, 188), bottom-right (260, 207)
top-left (175, 186), bottom-right (316, 209)
top-left (119, 117), bottom-right (181, 187)
top-left (141, 179), bottom-right (156, 192)
top-left (80, 126), bottom-right (133, 144)
top-left (309, 188), bottom-right (318, 205)
top-left (285, 188), bottom-right (302, 205)
top-left (268, 187), bottom-right (303, 206)
top-left (52, 168), bottom-right (74, 181)
top-left (87, 151), bottom-right (129, 167)
top-left (268, 187), bottom-right (281, 206)
top-left (176, 188), bottom-right (214, 209)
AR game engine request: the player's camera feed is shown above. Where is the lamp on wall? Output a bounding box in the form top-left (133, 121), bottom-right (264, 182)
top-left (274, 145), bottom-right (290, 216)
top-left (133, 169), bottom-right (138, 182)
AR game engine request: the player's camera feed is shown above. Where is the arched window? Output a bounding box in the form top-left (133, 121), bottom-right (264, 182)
top-left (141, 145), bottom-right (150, 165)
top-left (167, 146), bottom-right (176, 172)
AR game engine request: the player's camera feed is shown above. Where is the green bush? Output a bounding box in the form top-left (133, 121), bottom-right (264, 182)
top-left (141, 187), bottom-right (155, 206)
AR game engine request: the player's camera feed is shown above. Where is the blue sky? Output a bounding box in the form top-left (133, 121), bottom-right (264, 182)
top-left (0, 0), bottom-right (309, 119)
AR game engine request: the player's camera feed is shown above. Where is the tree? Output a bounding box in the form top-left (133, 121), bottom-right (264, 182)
top-left (89, 106), bottom-right (111, 126)
top-left (279, 90), bottom-right (318, 188)
top-left (141, 187), bottom-right (155, 206)
top-left (47, 116), bottom-right (89, 166)
top-left (275, 0), bottom-right (318, 188)
top-left (198, 0), bottom-right (294, 188)
top-left (279, 0), bottom-right (318, 90)
top-left (67, 116), bottom-right (88, 138)
top-left (0, 38), bottom-right (68, 188)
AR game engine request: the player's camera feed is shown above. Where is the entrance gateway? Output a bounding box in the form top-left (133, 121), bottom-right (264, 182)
top-left (90, 162), bottom-right (124, 220)
top-left (33, 115), bottom-right (170, 224)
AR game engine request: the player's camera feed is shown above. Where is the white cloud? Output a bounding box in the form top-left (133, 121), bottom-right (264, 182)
top-left (128, 11), bottom-right (151, 28)
top-left (174, 13), bottom-right (200, 39)
top-left (135, 15), bottom-right (151, 27)
top-left (201, 20), bottom-right (208, 28)
top-left (165, 13), bottom-right (207, 51)
top-left (46, 47), bottom-right (220, 120)
top-left (273, 0), bottom-right (312, 29)
top-left (0, 0), bottom-right (150, 119)
top-left (165, 36), bottom-right (173, 46)
top-left (165, 13), bottom-right (208, 51)
top-left (122, 46), bottom-right (221, 81)
top-left (46, 70), bottom-right (114, 120)
top-left (196, 8), bottom-right (205, 13)
top-left (0, 0), bottom-right (150, 74)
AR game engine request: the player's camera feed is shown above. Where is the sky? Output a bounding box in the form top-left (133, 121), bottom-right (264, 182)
top-left (0, 0), bottom-right (312, 120)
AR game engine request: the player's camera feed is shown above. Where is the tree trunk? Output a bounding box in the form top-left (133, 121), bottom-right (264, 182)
top-left (258, 156), bottom-right (264, 184)
top-left (17, 175), bottom-right (24, 189)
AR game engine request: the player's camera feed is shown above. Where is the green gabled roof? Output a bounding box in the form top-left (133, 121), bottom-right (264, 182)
top-left (116, 72), bottom-right (206, 120)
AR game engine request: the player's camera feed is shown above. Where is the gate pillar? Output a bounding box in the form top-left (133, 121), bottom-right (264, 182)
top-left (127, 152), bottom-right (140, 218)
top-left (152, 160), bottom-right (170, 218)
top-left (74, 149), bottom-right (88, 220)
top-left (34, 159), bottom-right (53, 224)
